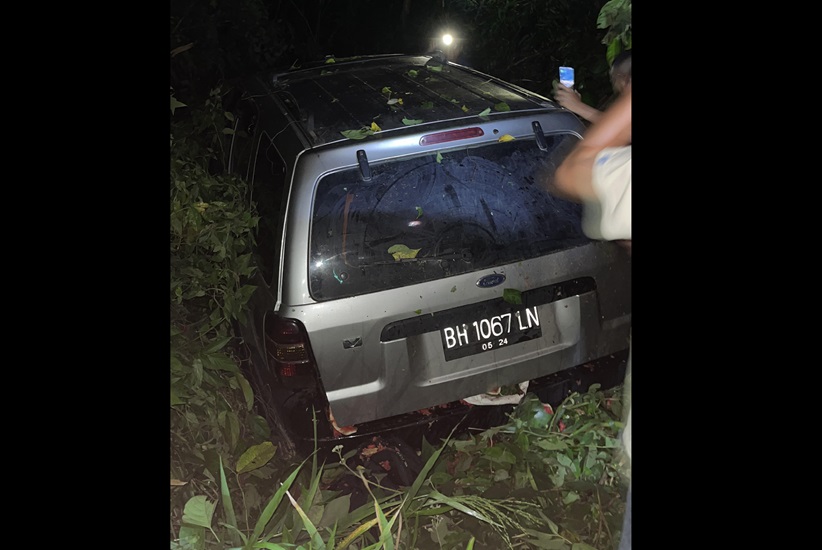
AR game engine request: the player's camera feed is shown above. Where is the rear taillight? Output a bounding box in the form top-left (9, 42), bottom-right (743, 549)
top-left (265, 315), bottom-right (315, 381)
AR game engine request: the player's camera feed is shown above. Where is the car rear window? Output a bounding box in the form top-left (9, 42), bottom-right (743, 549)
top-left (309, 133), bottom-right (591, 301)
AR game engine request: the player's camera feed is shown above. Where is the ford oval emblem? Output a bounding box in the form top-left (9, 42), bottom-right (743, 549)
top-left (476, 273), bottom-right (506, 288)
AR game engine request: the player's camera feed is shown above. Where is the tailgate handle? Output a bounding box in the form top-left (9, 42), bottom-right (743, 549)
top-left (357, 149), bottom-right (372, 182)
top-left (532, 121), bottom-right (548, 151)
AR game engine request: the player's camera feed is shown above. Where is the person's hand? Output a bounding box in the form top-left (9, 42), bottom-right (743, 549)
top-left (553, 84), bottom-right (602, 123)
top-left (553, 84), bottom-right (583, 110)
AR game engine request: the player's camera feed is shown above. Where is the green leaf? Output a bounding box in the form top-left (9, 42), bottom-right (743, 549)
top-left (407, 69), bottom-right (418, 77)
top-left (436, 152), bottom-right (443, 163)
top-left (224, 111), bottom-right (235, 122)
top-left (236, 373), bottom-right (254, 411)
top-left (250, 460), bottom-right (306, 542)
top-left (502, 288), bottom-right (523, 305)
top-left (340, 128), bottom-right (373, 140)
top-left (178, 525), bottom-right (205, 550)
top-left (427, 489), bottom-right (502, 528)
top-left (427, 64), bottom-right (443, 72)
top-left (285, 491), bottom-right (326, 550)
top-left (219, 456), bottom-right (241, 546)
top-left (204, 337), bottom-right (232, 353)
top-left (414, 309), bottom-right (422, 314)
top-left (237, 441), bottom-right (277, 474)
top-left (402, 117), bottom-right (423, 125)
top-left (420, 101), bottom-right (434, 110)
top-left (478, 107), bottom-right (491, 117)
top-left (572, 544), bottom-right (599, 550)
top-left (171, 385), bottom-right (185, 406)
top-left (381, 86), bottom-right (392, 95)
top-left (318, 494), bottom-right (351, 529)
top-left (387, 244), bottom-right (421, 260)
top-left (171, 96), bottom-right (187, 115)
top-left (325, 57), bottom-right (336, 64)
top-left (182, 495), bottom-right (216, 529)
top-left (222, 127), bottom-right (235, 135)
top-left (415, 206), bottom-right (423, 219)
top-left (494, 101), bottom-right (511, 111)
top-left (201, 353), bottom-right (239, 373)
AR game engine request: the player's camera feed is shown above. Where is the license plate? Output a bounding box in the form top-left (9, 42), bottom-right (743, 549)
top-left (440, 306), bottom-right (542, 361)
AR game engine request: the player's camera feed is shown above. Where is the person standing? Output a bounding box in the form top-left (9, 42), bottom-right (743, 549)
top-left (552, 87), bottom-right (632, 550)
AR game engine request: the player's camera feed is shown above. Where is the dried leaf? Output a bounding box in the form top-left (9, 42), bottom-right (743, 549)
top-left (171, 479), bottom-right (188, 486)
top-left (387, 98), bottom-right (399, 105)
top-left (170, 43), bottom-right (194, 57)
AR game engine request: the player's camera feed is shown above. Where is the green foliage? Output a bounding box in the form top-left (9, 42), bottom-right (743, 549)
top-left (170, 87), bottom-right (284, 541)
top-left (172, 386), bottom-right (629, 549)
top-left (597, 0), bottom-right (632, 65)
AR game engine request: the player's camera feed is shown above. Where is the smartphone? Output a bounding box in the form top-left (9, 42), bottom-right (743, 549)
top-left (559, 66), bottom-right (574, 89)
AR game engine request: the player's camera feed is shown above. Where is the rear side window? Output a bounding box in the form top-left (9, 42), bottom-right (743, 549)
top-left (309, 133), bottom-right (590, 301)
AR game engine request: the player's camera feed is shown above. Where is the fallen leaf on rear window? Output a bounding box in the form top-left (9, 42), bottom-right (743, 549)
top-left (427, 64), bottom-right (443, 72)
top-left (382, 86), bottom-right (392, 95)
top-left (478, 107), bottom-right (491, 117)
top-left (387, 244), bottom-right (421, 260)
top-left (415, 206), bottom-right (423, 219)
top-left (398, 98), bottom-right (404, 105)
top-left (461, 105), bottom-right (469, 113)
top-left (498, 134), bottom-right (515, 142)
top-left (494, 101), bottom-right (511, 111)
top-left (371, 121), bottom-right (382, 132)
top-left (387, 98), bottom-right (399, 105)
top-left (421, 101), bottom-right (434, 110)
top-left (407, 69), bottom-right (418, 77)
top-left (402, 117), bottom-right (423, 125)
top-left (325, 57), bottom-right (336, 64)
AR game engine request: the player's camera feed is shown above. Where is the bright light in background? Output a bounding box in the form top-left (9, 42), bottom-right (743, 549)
top-left (442, 33), bottom-right (453, 46)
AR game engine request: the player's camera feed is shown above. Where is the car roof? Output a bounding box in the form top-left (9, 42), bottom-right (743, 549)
top-left (259, 54), bottom-right (561, 147)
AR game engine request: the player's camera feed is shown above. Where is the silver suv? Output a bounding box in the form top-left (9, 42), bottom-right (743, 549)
top-left (227, 54), bottom-right (631, 455)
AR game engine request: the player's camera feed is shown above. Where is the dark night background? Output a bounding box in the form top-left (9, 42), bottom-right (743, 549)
top-left (171, 0), bottom-right (619, 112)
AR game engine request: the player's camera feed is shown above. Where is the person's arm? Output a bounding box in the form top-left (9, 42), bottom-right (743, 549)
top-left (553, 88), bottom-right (631, 202)
top-left (553, 85), bottom-right (603, 123)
